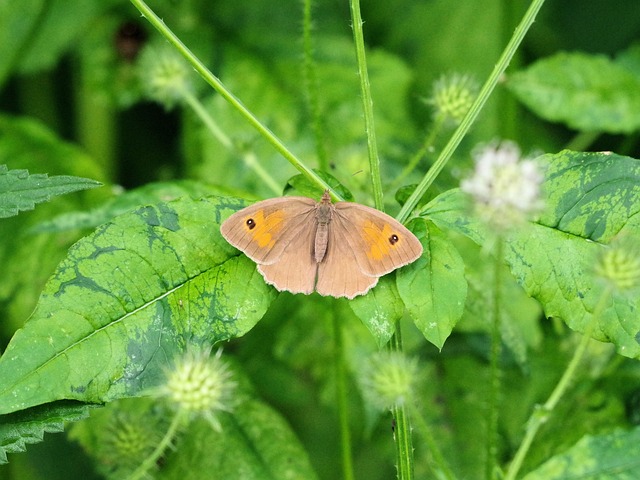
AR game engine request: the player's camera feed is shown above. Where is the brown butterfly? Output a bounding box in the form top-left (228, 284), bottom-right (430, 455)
top-left (220, 191), bottom-right (422, 299)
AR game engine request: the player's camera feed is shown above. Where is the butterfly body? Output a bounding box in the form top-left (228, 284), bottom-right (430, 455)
top-left (220, 191), bottom-right (422, 299)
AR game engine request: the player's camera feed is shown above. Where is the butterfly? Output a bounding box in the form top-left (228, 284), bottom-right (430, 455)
top-left (220, 191), bottom-right (422, 299)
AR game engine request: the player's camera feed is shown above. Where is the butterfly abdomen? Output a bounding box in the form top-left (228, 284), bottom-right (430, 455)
top-left (313, 200), bottom-right (334, 263)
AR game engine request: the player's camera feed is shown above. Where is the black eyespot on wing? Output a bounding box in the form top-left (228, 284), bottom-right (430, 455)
top-left (246, 218), bottom-right (256, 230)
top-left (389, 234), bottom-right (399, 245)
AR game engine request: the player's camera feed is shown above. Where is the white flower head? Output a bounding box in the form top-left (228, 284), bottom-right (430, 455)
top-left (461, 141), bottom-right (544, 231)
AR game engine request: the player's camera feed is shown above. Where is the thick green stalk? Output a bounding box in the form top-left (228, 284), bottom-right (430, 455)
top-left (388, 324), bottom-right (415, 480)
top-left (130, 0), bottom-right (339, 199)
top-left (301, 0), bottom-right (329, 171)
top-left (396, 0), bottom-right (546, 224)
top-left (349, 0), bottom-right (383, 209)
top-left (348, 0), bottom-right (413, 475)
top-left (182, 90), bottom-right (282, 195)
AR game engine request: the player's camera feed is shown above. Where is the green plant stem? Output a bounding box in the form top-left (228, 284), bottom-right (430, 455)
top-left (486, 239), bottom-right (503, 480)
top-left (332, 314), bottom-right (355, 480)
top-left (405, 401), bottom-right (456, 480)
top-left (390, 113), bottom-right (445, 191)
top-left (565, 131), bottom-right (599, 152)
top-left (130, 0), bottom-right (340, 199)
top-left (389, 323), bottom-right (414, 480)
top-left (349, 0), bottom-right (383, 210)
top-left (76, 60), bottom-right (116, 181)
top-left (182, 90), bottom-right (282, 195)
top-left (302, 0), bottom-right (329, 171)
top-left (504, 286), bottom-right (613, 480)
top-left (128, 410), bottom-right (184, 480)
top-left (396, 0), bottom-right (546, 224)
top-left (349, 1), bottom-right (413, 476)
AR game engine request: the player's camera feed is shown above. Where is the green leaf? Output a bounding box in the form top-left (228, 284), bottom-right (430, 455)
top-left (0, 196), bottom-right (275, 414)
top-left (508, 52), bottom-right (640, 133)
top-left (0, 165), bottom-right (102, 218)
top-left (284, 171), bottom-right (355, 202)
top-left (427, 151), bottom-right (640, 358)
top-left (161, 397), bottom-right (318, 480)
top-left (397, 219), bottom-right (467, 349)
top-left (539, 151), bottom-right (640, 242)
top-left (522, 427), bottom-right (640, 480)
top-left (0, 401), bottom-right (93, 464)
top-left (29, 180), bottom-right (222, 233)
top-left (348, 276), bottom-right (401, 346)
top-left (0, 115), bottom-right (108, 331)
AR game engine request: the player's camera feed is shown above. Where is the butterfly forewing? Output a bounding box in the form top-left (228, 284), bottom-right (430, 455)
top-left (221, 197), bottom-right (317, 265)
top-left (333, 203), bottom-right (423, 277)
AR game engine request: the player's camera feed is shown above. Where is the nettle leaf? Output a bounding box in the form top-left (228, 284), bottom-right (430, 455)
top-left (397, 219), bottom-right (467, 349)
top-left (0, 196), bottom-right (275, 414)
top-left (0, 401), bottom-right (93, 464)
top-left (522, 427), bottom-right (640, 480)
top-left (0, 164), bottom-right (102, 218)
top-left (427, 151), bottom-right (640, 358)
top-left (507, 51), bottom-right (640, 133)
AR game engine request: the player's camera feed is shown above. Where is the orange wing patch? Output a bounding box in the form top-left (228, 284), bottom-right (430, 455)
top-left (243, 209), bottom-right (285, 249)
top-left (362, 220), bottom-right (397, 260)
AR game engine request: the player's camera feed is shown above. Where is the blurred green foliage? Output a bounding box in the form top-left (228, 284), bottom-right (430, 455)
top-left (2, 0), bottom-right (640, 479)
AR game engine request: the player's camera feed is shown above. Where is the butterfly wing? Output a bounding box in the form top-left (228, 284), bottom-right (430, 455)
top-left (332, 202), bottom-right (423, 277)
top-left (220, 197), bottom-right (317, 265)
top-left (257, 222), bottom-right (318, 295)
top-left (315, 219), bottom-right (379, 298)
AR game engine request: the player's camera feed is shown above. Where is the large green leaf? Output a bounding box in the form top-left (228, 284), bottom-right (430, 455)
top-left (161, 397), bottom-right (318, 480)
top-left (522, 427), bottom-right (640, 480)
top-left (0, 196), bottom-right (275, 414)
top-left (397, 219), bottom-right (467, 349)
top-left (427, 151), bottom-right (640, 358)
top-left (508, 51), bottom-right (640, 133)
